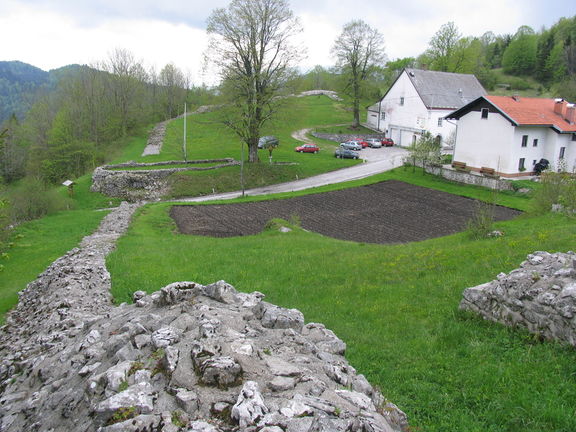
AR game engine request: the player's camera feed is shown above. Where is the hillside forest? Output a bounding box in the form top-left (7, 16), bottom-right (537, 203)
top-left (0, 16), bottom-right (575, 241)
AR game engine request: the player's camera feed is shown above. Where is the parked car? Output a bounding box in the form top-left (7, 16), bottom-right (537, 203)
top-left (365, 138), bottom-right (382, 148)
top-left (334, 148), bottom-right (360, 159)
top-left (351, 139), bottom-right (369, 148)
top-left (340, 141), bottom-right (362, 151)
top-left (258, 135), bottom-right (279, 149)
top-left (381, 137), bottom-right (394, 147)
top-left (295, 144), bottom-right (319, 153)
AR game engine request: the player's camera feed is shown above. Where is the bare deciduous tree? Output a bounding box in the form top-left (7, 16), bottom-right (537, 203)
top-left (159, 63), bottom-right (188, 119)
top-left (332, 20), bottom-right (386, 128)
top-left (206, 0), bottom-right (303, 163)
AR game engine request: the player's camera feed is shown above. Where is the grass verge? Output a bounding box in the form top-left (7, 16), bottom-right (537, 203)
top-left (0, 209), bottom-right (107, 323)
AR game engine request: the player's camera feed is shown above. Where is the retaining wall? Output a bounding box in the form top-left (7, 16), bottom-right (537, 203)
top-left (91, 159), bottom-right (239, 201)
top-left (425, 165), bottom-right (514, 191)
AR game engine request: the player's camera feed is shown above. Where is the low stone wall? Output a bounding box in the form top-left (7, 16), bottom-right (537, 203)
top-left (425, 165), bottom-right (514, 191)
top-left (311, 132), bottom-right (387, 143)
top-left (91, 159), bottom-right (239, 201)
top-left (460, 251), bottom-right (576, 346)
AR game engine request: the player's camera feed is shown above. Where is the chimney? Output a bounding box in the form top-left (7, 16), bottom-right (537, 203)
top-left (512, 94), bottom-right (520, 101)
top-left (566, 103), bottom-right (576, 124)
top-left (554, 98), bottom-right (564, 116)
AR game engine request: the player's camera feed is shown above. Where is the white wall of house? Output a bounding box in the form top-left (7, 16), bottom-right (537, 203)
top-left (454, 109), bottom-right (576, 176)
top-left (367, 72), bottom-right (457, 147)
top-left (453, 109), bottom-right (515, 173)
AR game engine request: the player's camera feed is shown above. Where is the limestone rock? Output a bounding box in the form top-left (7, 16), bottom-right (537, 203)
top-left (231, 381), bottom-right (268, 427)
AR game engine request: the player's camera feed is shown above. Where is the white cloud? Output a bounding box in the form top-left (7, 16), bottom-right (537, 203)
top-left (0, 2), bottom-right (210, 83)
top-left (1, 0), bottom-right (573, 84)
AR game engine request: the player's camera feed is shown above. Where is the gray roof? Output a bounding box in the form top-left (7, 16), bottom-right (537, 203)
top-left (369, 68), bottom-right (486, 111)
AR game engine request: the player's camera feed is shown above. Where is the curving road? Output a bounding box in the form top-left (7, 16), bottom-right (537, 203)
top-left (176, 146), bottom-right (408, 203)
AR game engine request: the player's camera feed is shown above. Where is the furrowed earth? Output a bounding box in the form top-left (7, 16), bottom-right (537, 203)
top-left (170, 180), bottom-right (521, 244)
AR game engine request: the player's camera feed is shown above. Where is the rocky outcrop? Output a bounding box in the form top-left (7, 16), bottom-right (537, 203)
top-left (460, 251), bottom-right (576, 346)
top-left (91, 159), bottom-right (239, 201)
top-left (0, 280), bottom-right (407, 432)
top-left (0, 202), bottom-right (407, 431)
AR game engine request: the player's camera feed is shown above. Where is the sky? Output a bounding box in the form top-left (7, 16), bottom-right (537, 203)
top-left (0, 0), bottom-right (573, 85)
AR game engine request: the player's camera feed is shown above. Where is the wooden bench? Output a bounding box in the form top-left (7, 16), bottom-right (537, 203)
top-left (452, 161), bottom-right (470, 172)
top-left (480, 166), bottom-right (499, 178)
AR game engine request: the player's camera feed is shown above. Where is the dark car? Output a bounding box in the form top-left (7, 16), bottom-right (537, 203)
top-left (381, 137), bottom-right (394, 147)
top-left (534, 158), bottom-right (549, 175)
top-left (295, 144), bottom-right (320, 153)
top-left (335, 148), bottom-right (360, 159)
top-left (340, 141), bottom-right (362, 151)
top-left (258, 135), bottom-right (279, 149)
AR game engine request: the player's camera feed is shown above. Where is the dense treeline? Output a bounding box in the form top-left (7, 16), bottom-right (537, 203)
top-left (0, 49), bottom-right (216, 187)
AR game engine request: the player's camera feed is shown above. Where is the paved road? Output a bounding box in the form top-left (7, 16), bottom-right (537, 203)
top-left (176, 146), bottom-right (408, 203)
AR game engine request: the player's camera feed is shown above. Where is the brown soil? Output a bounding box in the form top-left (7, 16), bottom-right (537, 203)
top-left (170, 180), bottom-right (521, 244)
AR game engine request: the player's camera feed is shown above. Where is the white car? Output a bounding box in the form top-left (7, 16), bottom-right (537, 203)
top-left (366, 138), bottom-right (382, 148)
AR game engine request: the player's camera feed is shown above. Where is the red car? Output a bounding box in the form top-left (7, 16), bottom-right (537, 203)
top-left (381, 138), bottom-right (394, 147)
top-left (295, 144), bottom-right (320, 153)
top-left (351, 139), bottom-right (369, 148)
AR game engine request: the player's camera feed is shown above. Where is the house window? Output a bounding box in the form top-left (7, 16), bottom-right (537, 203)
top-left (533, 159), bottom-right (537, 166)
top-left (437, 118), bottom-right (443, 127)
top-left (533, 138), bottom-right (538, 147)
top-left (521, 135), bottom-right (528, 147)
top-left (559, 147), bottom-right (566, 159)
top-left (518, 158), bottom-right (526, 171)
top-left (400, 97), bottom-right (405, 106)
top-left (380, 112), bottom-right (386, 120)
top-left (572, 133), bottom-right (576, 141)
top-left (481, 108), bottom-right (489, 119)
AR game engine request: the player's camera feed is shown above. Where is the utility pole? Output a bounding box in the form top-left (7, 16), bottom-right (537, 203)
top-left (240, 142), bottom-right (245, 197)
top-left (183, 103), bottom-right (187, 161)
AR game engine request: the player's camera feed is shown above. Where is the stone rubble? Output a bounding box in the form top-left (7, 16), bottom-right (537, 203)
top-left (460, 251), bottom-right (576, 346)
top-left (0, 202), bottom-right (407, 431)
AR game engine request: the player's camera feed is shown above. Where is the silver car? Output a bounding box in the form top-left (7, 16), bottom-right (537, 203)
top-left (340, 141), bottom-right (362, 151)
top-left (366, 138), bottom-right (382, 148)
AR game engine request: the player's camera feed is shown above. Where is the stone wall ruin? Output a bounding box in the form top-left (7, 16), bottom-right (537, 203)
top-left (460, 251), bottom-right (576, 346)
top-left (0, 202), bottom-right (407, 432)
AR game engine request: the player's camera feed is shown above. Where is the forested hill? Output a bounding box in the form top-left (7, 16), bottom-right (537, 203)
top-left (0, 61), bottom-right (81, 125)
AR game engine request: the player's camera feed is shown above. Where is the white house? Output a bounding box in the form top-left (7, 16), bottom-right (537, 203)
top-left (366, 68), bottom-right (486, 147)
top-left (446, 96), bottom-right (576, 177)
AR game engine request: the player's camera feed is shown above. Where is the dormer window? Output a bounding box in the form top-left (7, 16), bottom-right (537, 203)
top-left (481, 108), bottom-right (489, 119)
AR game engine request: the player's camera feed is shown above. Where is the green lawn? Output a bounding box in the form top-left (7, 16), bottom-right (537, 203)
top-left (106, 172), bottom-right (576, 432)
top-left (117, 95), bottom-right (364, 197)
top-left (0, 208), bottom-right (107, 322)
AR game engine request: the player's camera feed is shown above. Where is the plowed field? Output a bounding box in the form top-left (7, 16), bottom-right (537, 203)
top-left (170, 180), bottom-right (521, 244)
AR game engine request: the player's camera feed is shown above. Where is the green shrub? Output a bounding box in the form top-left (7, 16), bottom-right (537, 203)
top-left (466, 200), bottom-right (495, 239)
top-left (531, 171), bottom-right (576, 215)
top-left (8, 178), bottom-right (71, 223)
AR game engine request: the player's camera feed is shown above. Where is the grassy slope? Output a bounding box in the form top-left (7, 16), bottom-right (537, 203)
top-left (125, 95), bottom-right (363, 197)
top-left (107, 171), bottom-right (576, 432)
top-left (0, 209), bottom-right (106, 321)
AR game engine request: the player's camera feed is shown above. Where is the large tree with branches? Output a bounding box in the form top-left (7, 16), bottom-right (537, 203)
top-left (206, 0), bottom-right (302, 163)
top-left (332, 20), bottom-right (386, 128)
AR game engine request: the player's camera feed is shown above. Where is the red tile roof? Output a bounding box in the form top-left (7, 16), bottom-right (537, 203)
top-left (486, 95), bottom-right (576, 132)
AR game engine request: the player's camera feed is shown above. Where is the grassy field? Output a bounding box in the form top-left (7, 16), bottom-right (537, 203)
top-left (0, 208), bottom-right (107, 322)
top-left (106, 170), bottom-right (576, 432)
top-left (118, 95), bottom-right (363, 197)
